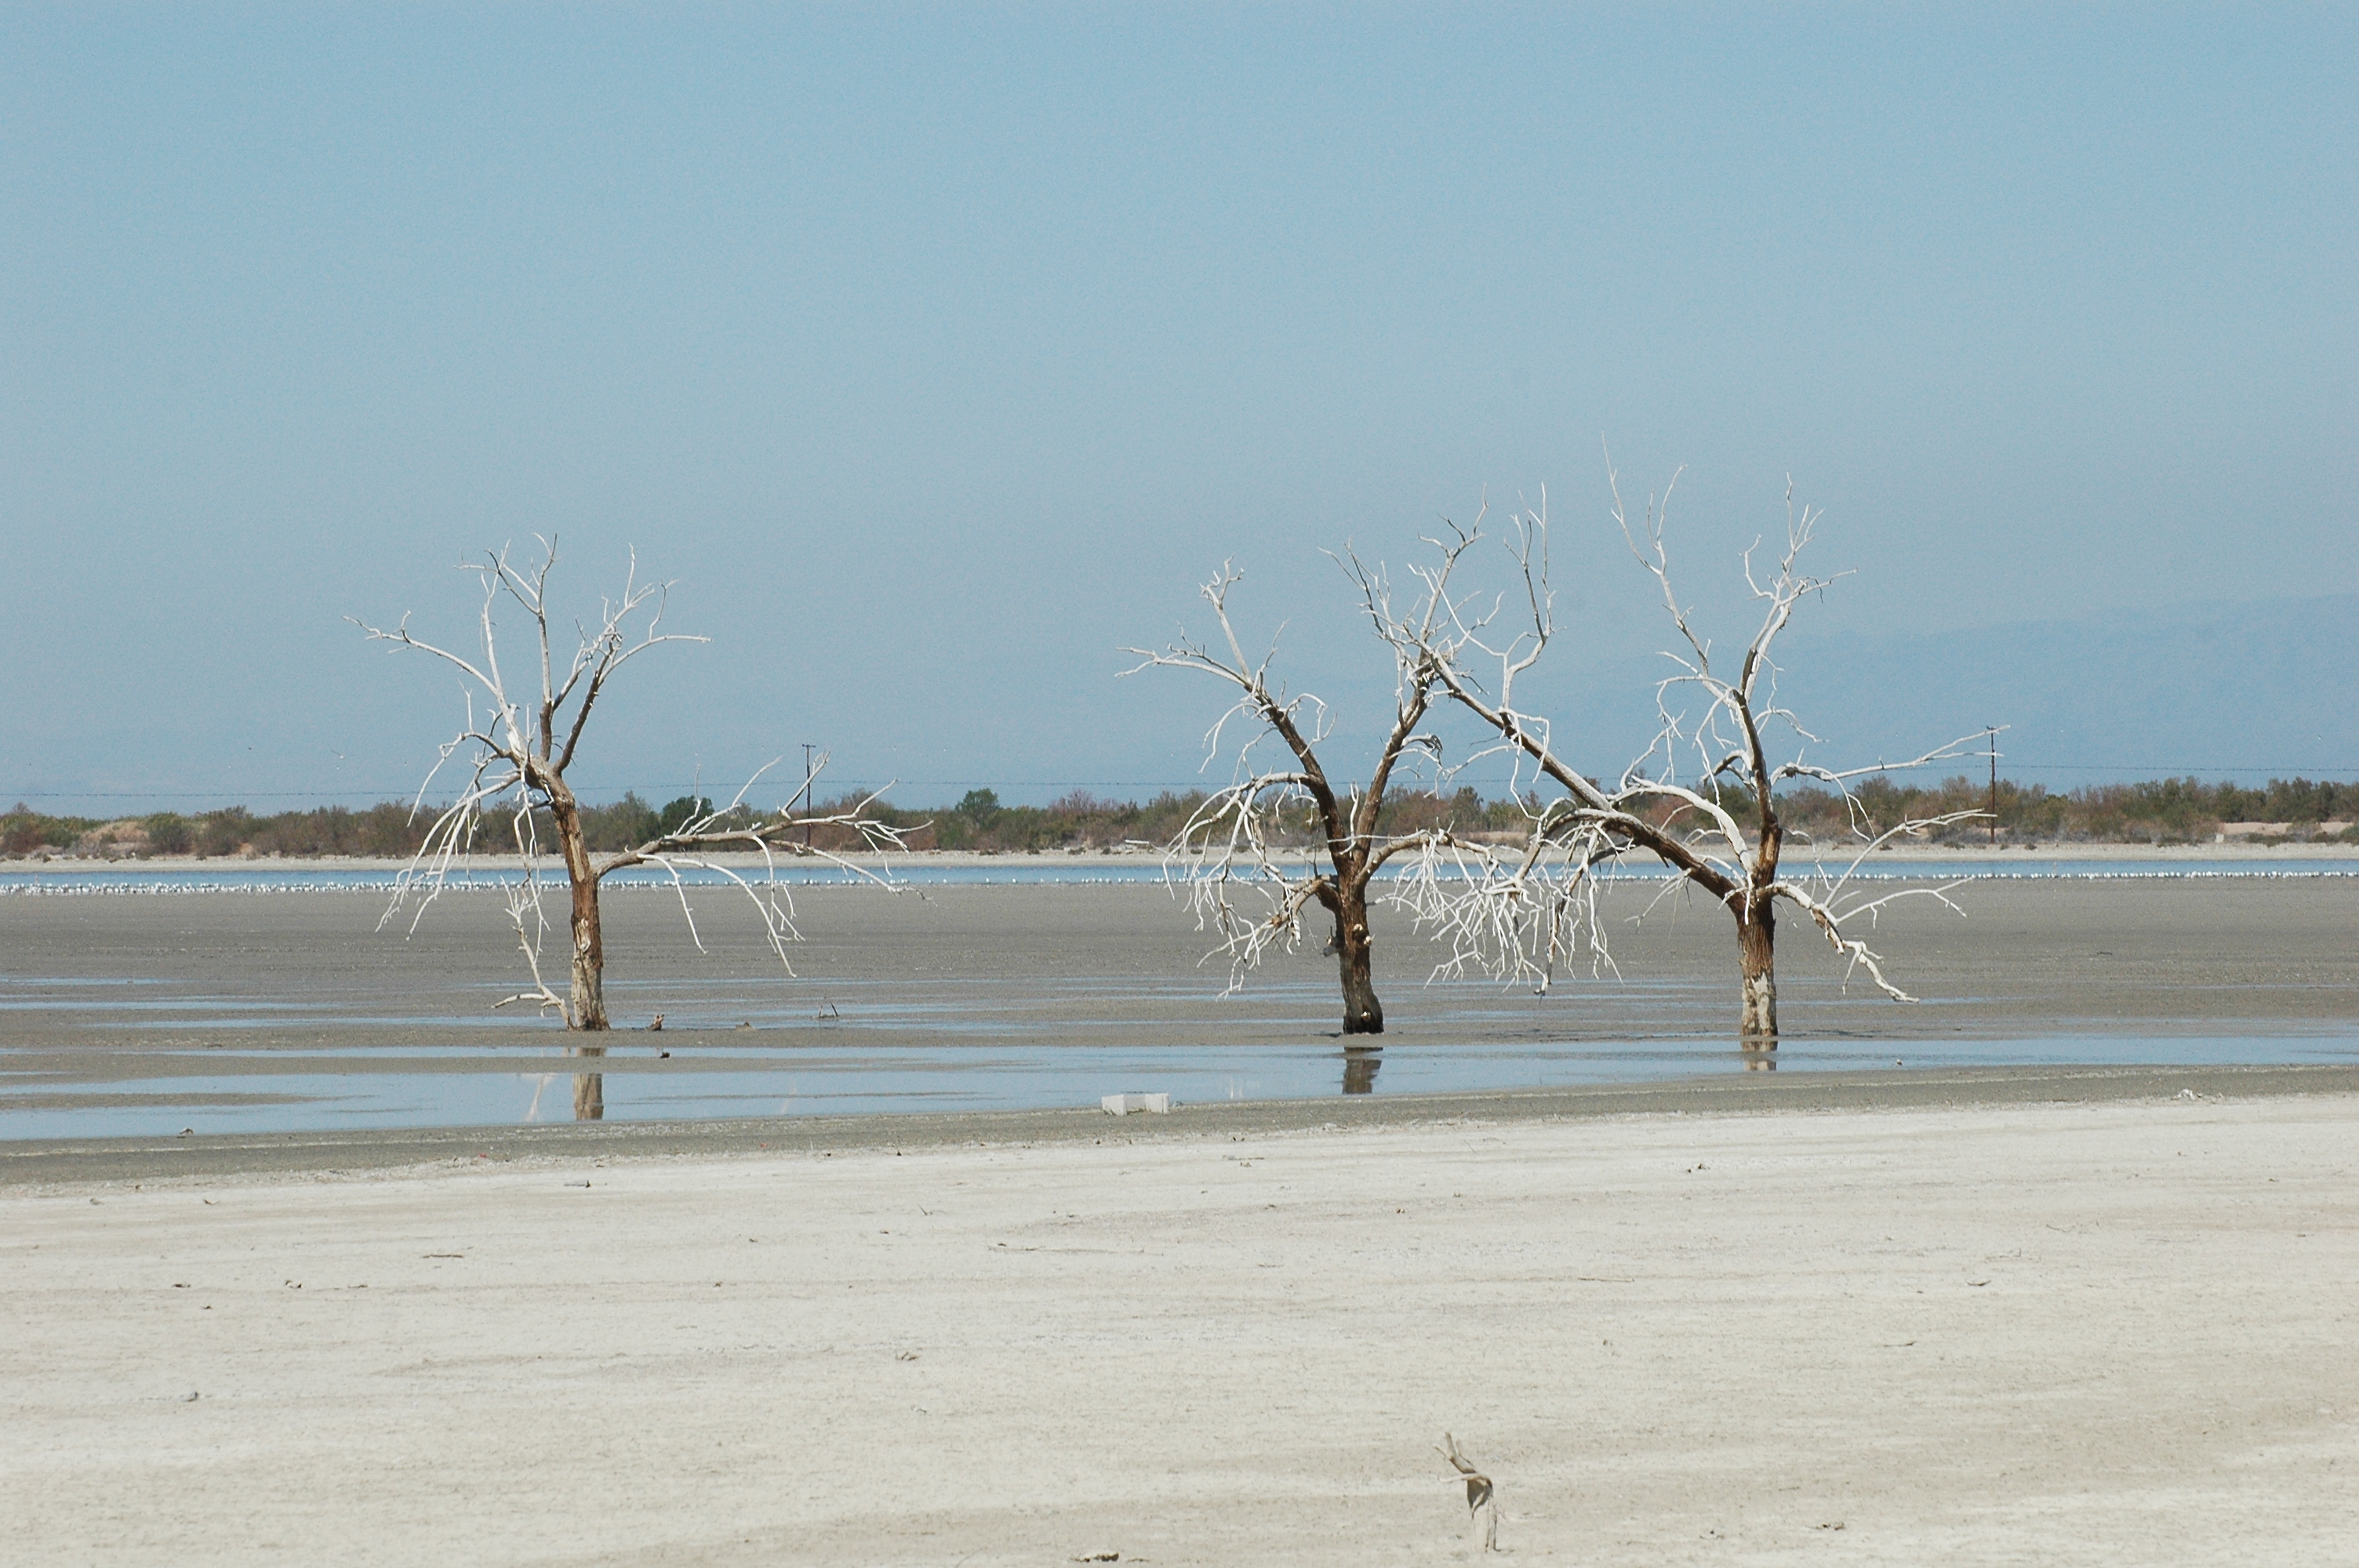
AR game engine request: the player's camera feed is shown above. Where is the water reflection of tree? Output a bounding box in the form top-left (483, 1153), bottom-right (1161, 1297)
top-left (572, 1045), bottom-right (604, 1120)
top-left (1343, 1047), bottom-right (1380, 1094)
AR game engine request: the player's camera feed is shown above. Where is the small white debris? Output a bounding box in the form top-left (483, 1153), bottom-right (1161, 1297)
top-left (1100, 1093), bottom-right (1172, 1116)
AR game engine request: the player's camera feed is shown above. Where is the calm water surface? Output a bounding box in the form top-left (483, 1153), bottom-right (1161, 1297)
top-left (5, 1032), bottom-right (2354, 1140)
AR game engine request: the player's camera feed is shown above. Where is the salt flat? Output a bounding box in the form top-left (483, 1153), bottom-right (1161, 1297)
top-left (5, 1091), bottom-right (2354, 1566)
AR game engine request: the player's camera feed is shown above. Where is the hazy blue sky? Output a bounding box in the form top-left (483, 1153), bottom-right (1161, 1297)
top-left (5, 5), bottom-right (2352, 811)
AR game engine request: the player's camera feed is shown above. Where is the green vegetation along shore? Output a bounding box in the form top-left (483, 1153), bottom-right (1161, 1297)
top-left (5, 775), bottom-right (2355, 862)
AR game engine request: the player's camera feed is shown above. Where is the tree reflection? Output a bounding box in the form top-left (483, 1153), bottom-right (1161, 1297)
top-left (1342, 1046), bottom-right (1381, 1094)
top-left (572, 1044), bottom-right (605, 1120)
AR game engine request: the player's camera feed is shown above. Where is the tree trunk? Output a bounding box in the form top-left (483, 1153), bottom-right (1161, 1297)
top-left (561, 781), bottom-right (607, 1102)
top-left (550, 793), bottom-right (609, 1032)
top-left (1738, 893), bottom-right (1777, 1051)
top-left (1335, 883), bottom-right (1383, 1035)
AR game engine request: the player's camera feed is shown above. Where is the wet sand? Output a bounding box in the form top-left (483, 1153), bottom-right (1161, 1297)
top-left (4, 874), bottom-right (2353, 1048)
top-left (5, 1091), bottom-right (2354, 1565)
top-left (2, 876), bottom-right (2354, 1171)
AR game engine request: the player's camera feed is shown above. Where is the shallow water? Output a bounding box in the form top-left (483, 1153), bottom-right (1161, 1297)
top-left (5, 1031), bottom-right (2354, 1140)
top-left (0, 967), bottom-right (1560, 1036)
top-left (5, 874), bottom-right (2350, 1142)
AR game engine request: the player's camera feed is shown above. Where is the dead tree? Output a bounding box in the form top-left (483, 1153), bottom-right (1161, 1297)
top-left (1123, 561), bottom-right (1479, 1034)
top-left (354, 539), bottom-right (907, 1043)
top-left (1375, 472), bottom-right (1990, 1051)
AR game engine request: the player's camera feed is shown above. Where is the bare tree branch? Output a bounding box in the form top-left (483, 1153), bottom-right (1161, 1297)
top-left (358, 538), bottom-right (906, 1042)
top-left (1122, 557), bottom-right (1474, 1033)
top-left (1365, 470), bottom-right (2001, 1047)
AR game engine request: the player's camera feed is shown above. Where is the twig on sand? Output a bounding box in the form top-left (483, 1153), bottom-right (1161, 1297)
top-left (1439, 1432), bottom-right (1499, 1551)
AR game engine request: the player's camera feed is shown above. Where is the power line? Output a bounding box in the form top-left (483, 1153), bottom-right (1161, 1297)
top-left (1993, 764), bottom-right (2356, 775)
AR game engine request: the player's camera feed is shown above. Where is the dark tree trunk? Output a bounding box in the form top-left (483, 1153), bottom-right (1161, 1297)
top-left (1740, 793), bottom-right (1783, 1055)
top-left (549, 792), bottom-right (609, 1032)
top-left (1738, 892), bottom-right (1777, 1051)
top-left (1335, 882), bottom-right (1383, 1035)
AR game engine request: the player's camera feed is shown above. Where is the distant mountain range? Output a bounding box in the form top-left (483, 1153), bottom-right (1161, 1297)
top-left (1534, 591), bottom-right (2357, 788)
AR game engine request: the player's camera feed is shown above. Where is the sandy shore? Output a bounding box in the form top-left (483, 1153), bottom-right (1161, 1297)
top-left (5, 1088), bottom-right (2353, 1566)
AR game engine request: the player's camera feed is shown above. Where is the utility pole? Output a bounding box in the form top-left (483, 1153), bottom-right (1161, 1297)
top-left (803, 743), bottom-right (816, 848)
top-left (1987, 727), bottom-right (1998, 845)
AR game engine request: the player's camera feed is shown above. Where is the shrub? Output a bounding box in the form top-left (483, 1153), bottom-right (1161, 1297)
top-left (656, 794), bottom-right (714, 837)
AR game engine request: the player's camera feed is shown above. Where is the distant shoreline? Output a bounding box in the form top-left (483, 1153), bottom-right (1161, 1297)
top-left (5, 840), bottom-right (2357, 873)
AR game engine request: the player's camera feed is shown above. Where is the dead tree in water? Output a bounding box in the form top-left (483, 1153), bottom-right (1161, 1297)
top-left (354, 539), bottom-right (907, 1062)
top-left (1376, 472), bottom-right (1989, 1052)
top-left (1124, 561), bottom-right (1479, 1034)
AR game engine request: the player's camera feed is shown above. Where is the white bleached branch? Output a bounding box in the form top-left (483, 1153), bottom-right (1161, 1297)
top-left (1122, 554), bottom-right (1481, 1033)
top-left (356, 537), bottom-right (908, 1032)
top-left (1362, 466), bottom-right (2001, 1044)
